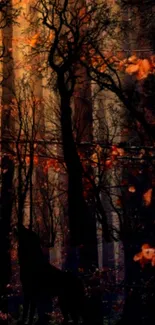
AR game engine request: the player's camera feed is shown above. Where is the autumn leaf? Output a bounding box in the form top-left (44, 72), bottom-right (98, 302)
top-left (105, 159), bottom-right (112, 168)
top-left (33, 156), bottom-right (39, 164)
top-left (28, 33), bottom-right (41, 47)
top-left (111, 145), bottom-right (125, 159)
top-left (143, 188), bottom-right (152, 206)
top-left (133, 243), bottom-right (155, 268)
top-left (133, 251), bottom-right (142, 262)
top-left (128, 55), bottom-right (137, 63)
top-left (96, 144), bottom-right (102, 154)
top-left (49, 31), bottom-right (55, 41)
top-left (78, 7), bottom-right (90, 23)
top-left (111, 145), bottom-right (118, 156)
top-left (143, 247), bottom-right (155, 260)
top-left (136, 59), bottom-right (151, 80)
top-left (25, 156), bottom-right (30, 164)
top-left (117, 148), bottom-right (125, 156)
top-left (91, 152), bottom-right (98, 164)
top-left (125, 56), bottom-right (151, 80)
top-left (128, 185), bottom-right (136, 193)
top-left (125, 63), bottom-right (139, 74)
top-left (90, 144), bottom-right (102, 165)
top-left (150, 55), bottom-right (155, 68)
top-left (90, 52), bottom-right (155, 80)
top-left (116, 198), bottom-right (122, 207)
top-left (152, 255), bottom-right (155, 266)
top-left (118, 58), bottom-right (127, 71)
top-left (133, 244), bottom-right (149, 267)
top-left (91, 55), bottom-right (106, 72)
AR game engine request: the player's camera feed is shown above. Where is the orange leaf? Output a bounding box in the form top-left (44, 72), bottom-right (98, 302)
top-left (111, 145), bottom-right (118, 156)
top-left (152, 255), bottom-right (155, 266)
top-left (116, 198), bottom-right (122, 207)
top-left (33, 156), bottom-right (39, 164)
top-left (125, 63), bottom-right (139, 74)
top-left (91, 152), bottom-right (98, 164)
top-left (96, 144), bottom-right (102, 154)
top-left (142, 243), bottom-right (150, 249)
top-left (133, 251), bottom-right (142, 262)
top-left (136, 59), bottom-right (150, 80)
top-left (150, 55), bottom-right (155, 68)
top-left (105, 159), bottom-right (112, 168)
top-left (128, 55), bottom-right (137, 63)
top-left (117, 148), bottom-right (125, 156)
top-left (143, 188), bottom-right (152, 206)
top-left (25, 156), bottom-right (30, 164)
top-left (28, 33), bottom-right (40, 47)
top-left (143, 248), bottom-right (155, 260)
top-left (128, 185), bottom-right (136, 193)
top-left (133, 243), bottom-right (155, 268)
top-left (49, 31), bottom-right (55, 41)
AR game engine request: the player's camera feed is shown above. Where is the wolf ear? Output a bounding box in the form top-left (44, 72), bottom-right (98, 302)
top-left (13, 223), bottom-right (26, 237)
top-left (13, 225), bottom-right (18, 238)
top-left (18, 223), bottom-right (25, 229)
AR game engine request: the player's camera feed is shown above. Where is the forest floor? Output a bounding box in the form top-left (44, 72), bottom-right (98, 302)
top-left (5, 260), bottom-right (124, 325)
top-left (7, 291), bottom-right (124, 325)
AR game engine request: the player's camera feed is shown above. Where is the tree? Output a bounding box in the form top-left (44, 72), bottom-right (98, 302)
top-left (27, 0), bottom-right (116, 272)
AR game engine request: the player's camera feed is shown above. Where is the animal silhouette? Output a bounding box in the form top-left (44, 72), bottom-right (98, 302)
top-left (15, 224), bottom-right (87, 325)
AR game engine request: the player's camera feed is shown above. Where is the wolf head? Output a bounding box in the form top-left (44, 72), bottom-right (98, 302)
top-left (14, 224), bottom-right (43, 261)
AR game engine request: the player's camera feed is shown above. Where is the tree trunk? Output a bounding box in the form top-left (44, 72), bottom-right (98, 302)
top-left (58, 76), bottom-right (98, 272)
top-left (0, 156), bottom-right (14, 312)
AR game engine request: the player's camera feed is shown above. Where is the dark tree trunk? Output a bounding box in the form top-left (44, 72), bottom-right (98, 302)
top-left (0, 1), bottom-right (14, 312)
top-left (58, 75), bottom-right (98, 271)
top-left (0, 156), bottom-right (14, 312)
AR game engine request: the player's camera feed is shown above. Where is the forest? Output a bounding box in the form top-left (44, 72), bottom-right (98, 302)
top-left (0, 0), bottom-right (155, 324)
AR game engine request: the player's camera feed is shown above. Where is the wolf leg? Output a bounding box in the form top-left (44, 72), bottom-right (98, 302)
top-left (22, 293), bottom-right (30, 324)
top-left (28, 299), bottom-right (36, 325)
top-left (36, 297), bottom-right (51, 325)
top-left (70, 309), bottom-right (79, 325)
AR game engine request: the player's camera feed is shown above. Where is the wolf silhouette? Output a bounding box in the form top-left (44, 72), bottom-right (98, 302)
top-left (15, 224), bottom-right (87, 325)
